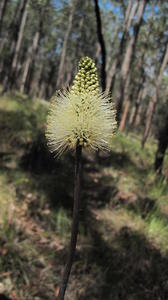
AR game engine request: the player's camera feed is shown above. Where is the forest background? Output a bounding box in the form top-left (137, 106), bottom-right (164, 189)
top-left (0, 0), bottom-right (168, 299)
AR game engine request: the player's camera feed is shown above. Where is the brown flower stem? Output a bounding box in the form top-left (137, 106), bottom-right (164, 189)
top-left (57, 144), bottom-right (82, 300)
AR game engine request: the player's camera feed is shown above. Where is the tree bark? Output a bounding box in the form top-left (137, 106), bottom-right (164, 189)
top-left (121, 44), bottom-right (147, 131)
top-left (2, 0), bottom-right (28, 92)
top-left (116, 0), bottom-right (147, 124)
top-left (119, 98), bottom-right (130, 131)
top-left (129, 87), bottom-right (143, 126)
top-left (0, 0), bottom-right (27, 82)
top-left (19, 0), bottom-right (49, 94)
top-left (45, 61), bottom-right (57, 99)
top-left (128, 14), bottom-right (153, 130)
top-left (119, 73), bottom-right (131, 130)
top-left (56, 0), bottom-right (76, 89)
top-left (131, 83), bottom-right (146, 129)
top-left (93, 0), bottom-right (106, 91)
top-left (142, 44), bottom-right (168, 147)
top-left (106, 0), bottom-right (138, 94)
top-left (20, 31), bottom-right (40, 93)
top-left (31, 52), bottom-right (45, 98)
top-left (135, 100), bottom-right (143, 128)
top-left (0, 0), bottom-right (8, 34)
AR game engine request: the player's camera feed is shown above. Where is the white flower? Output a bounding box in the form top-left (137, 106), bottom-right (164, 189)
top-left (46, 90), bottom-right (117, 156)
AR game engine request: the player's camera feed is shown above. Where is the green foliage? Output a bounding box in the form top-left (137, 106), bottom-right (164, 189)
top-left (52, 208), bottom-right (72, 238)
top-left (0, 92), bottom-right (168, 299)
top-left (147, 213), bottom-right (168, 250)
top-left (0, 91), bottom-right (48, 151)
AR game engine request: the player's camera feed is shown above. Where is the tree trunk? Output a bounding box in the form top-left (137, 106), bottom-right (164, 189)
top-left (19, 0), bottom-right (49, 94)
top-left (128, 105), bottom-right (136, 127)
top-left (135, 102), bottom-right (143, 128)
top-left (119, 73), bottom-right (131, 130)
top-left (154, 117), bottom-right (168, 174)
top-left (38, 82), bottom-right (46, 99)
top-left (106, 0), bottom-right (138, 94)
top-left (119, 99), bottom-right (130, 131)
top-left (95, 42), bottom-right (101, 64)
top-left (142, 44), bottom-right (168, 147)
top-left (9, 1), bottom-right (28, 85)
top-left (2, 0), bottom-right (28, 92)
top-left (20, 31), bottom-right (40, 93)
top-left (45, 61), bottom-right (57, 99)
top-left (0, 0), bottom-right (8, 34)
top-left (116, 0), bottom-right (147, 124)
top-left (126, 57), bottom-right (146, 130)
top-left (56, 0), bottom-right (76, 89)
top-left (128, 17), bottom-right (153, 130)
top-left (93, 0), bottom-right (106, 91)
top-left (31, 53), bottom-right (45, 98)
top-left (26, 0), bottom-right (51, 96)
top-left (129, 88), bottom-right (143, 126)
top-left (0, 0), bottom-right (26, 81)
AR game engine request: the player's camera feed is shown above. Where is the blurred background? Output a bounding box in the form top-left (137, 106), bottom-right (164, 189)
top-left (0, 0), bottom-right (168, 299)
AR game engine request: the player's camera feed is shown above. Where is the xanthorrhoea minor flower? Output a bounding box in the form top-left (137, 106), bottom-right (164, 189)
top-left (46, 56), bottom-right (117, 156)
top-left (46, 56), bottom-right (117, 300)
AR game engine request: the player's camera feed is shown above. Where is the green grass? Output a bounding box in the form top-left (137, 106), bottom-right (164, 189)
top-left (147, 213), bottom-right (168, 250)
top-left (0, 92), bottom-right (168, 299)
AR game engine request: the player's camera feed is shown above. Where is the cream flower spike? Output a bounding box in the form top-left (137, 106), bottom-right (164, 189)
top-left (46, 56), bottom-right (117, 156)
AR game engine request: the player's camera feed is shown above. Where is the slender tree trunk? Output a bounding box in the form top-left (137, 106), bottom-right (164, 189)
top-left (0, 0), bottom-right (8, 34)
top-left (45, 61), bottom-right (57, 99)
top-left (119, 99), bottom-right (130, 131)
top-left (29, 65), bottom-right (41, 97)
top-left (116, 0), bottom-right (147, 124)
top-left (130, 84), bottom-right (146, 128)
top-left (127, 17), bottom-right (152, 130)
top-left (58, 144), bottom-right (82, 300)
top-left (32, 54), bottom-right (45, 98)
top-left (20, 31), bottom-right (40, 93)
top-left (0, 0), bottom-right (27, 82)
top-left (142, 44), bottom-right (168, 147)
top-left (20, 1), bottom-right (49, 92)
top-left (56, 0), bottom-right (76, 89)
top-left (39, 84), bottom-right (46, 99)
top-left (106, 0), bottom-right (138, 94)
top-left (9, 1), bottom-right (28, 82)
top-left (121, 46), bottom-right (147, 131)
top-left (129, 88), bottom-right (143, 126)
top-left (154, 117), bottom-right (168, 174)
top-left (135, 102), bottom-right (142, 128)
top-left (95, 42), bottom-right (101, 64)
top-left (2, 0), bottom-right (28, 92)
top-left (26, 0), bottom-right (51, 95)
top-left (119, 73), bottom-right (131, 130)
top-left (128, 105), bottom-right (136, 126)
top-left (106, 18), bottom-right (120, 74)
top-left (134, 86), bottom-right (148, 129)
top-left (93, 0), bottom-right (106, 91)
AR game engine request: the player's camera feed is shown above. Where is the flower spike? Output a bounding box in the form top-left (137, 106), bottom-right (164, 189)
top-left (46, 57), bottom-right (117, 155)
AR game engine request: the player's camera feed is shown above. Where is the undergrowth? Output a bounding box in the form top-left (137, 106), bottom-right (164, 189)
top-left (0, 92), bottom-right (168, 299)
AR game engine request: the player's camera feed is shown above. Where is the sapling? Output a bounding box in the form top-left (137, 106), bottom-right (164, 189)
top-left (46, 56), bottom-right (116, 300)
